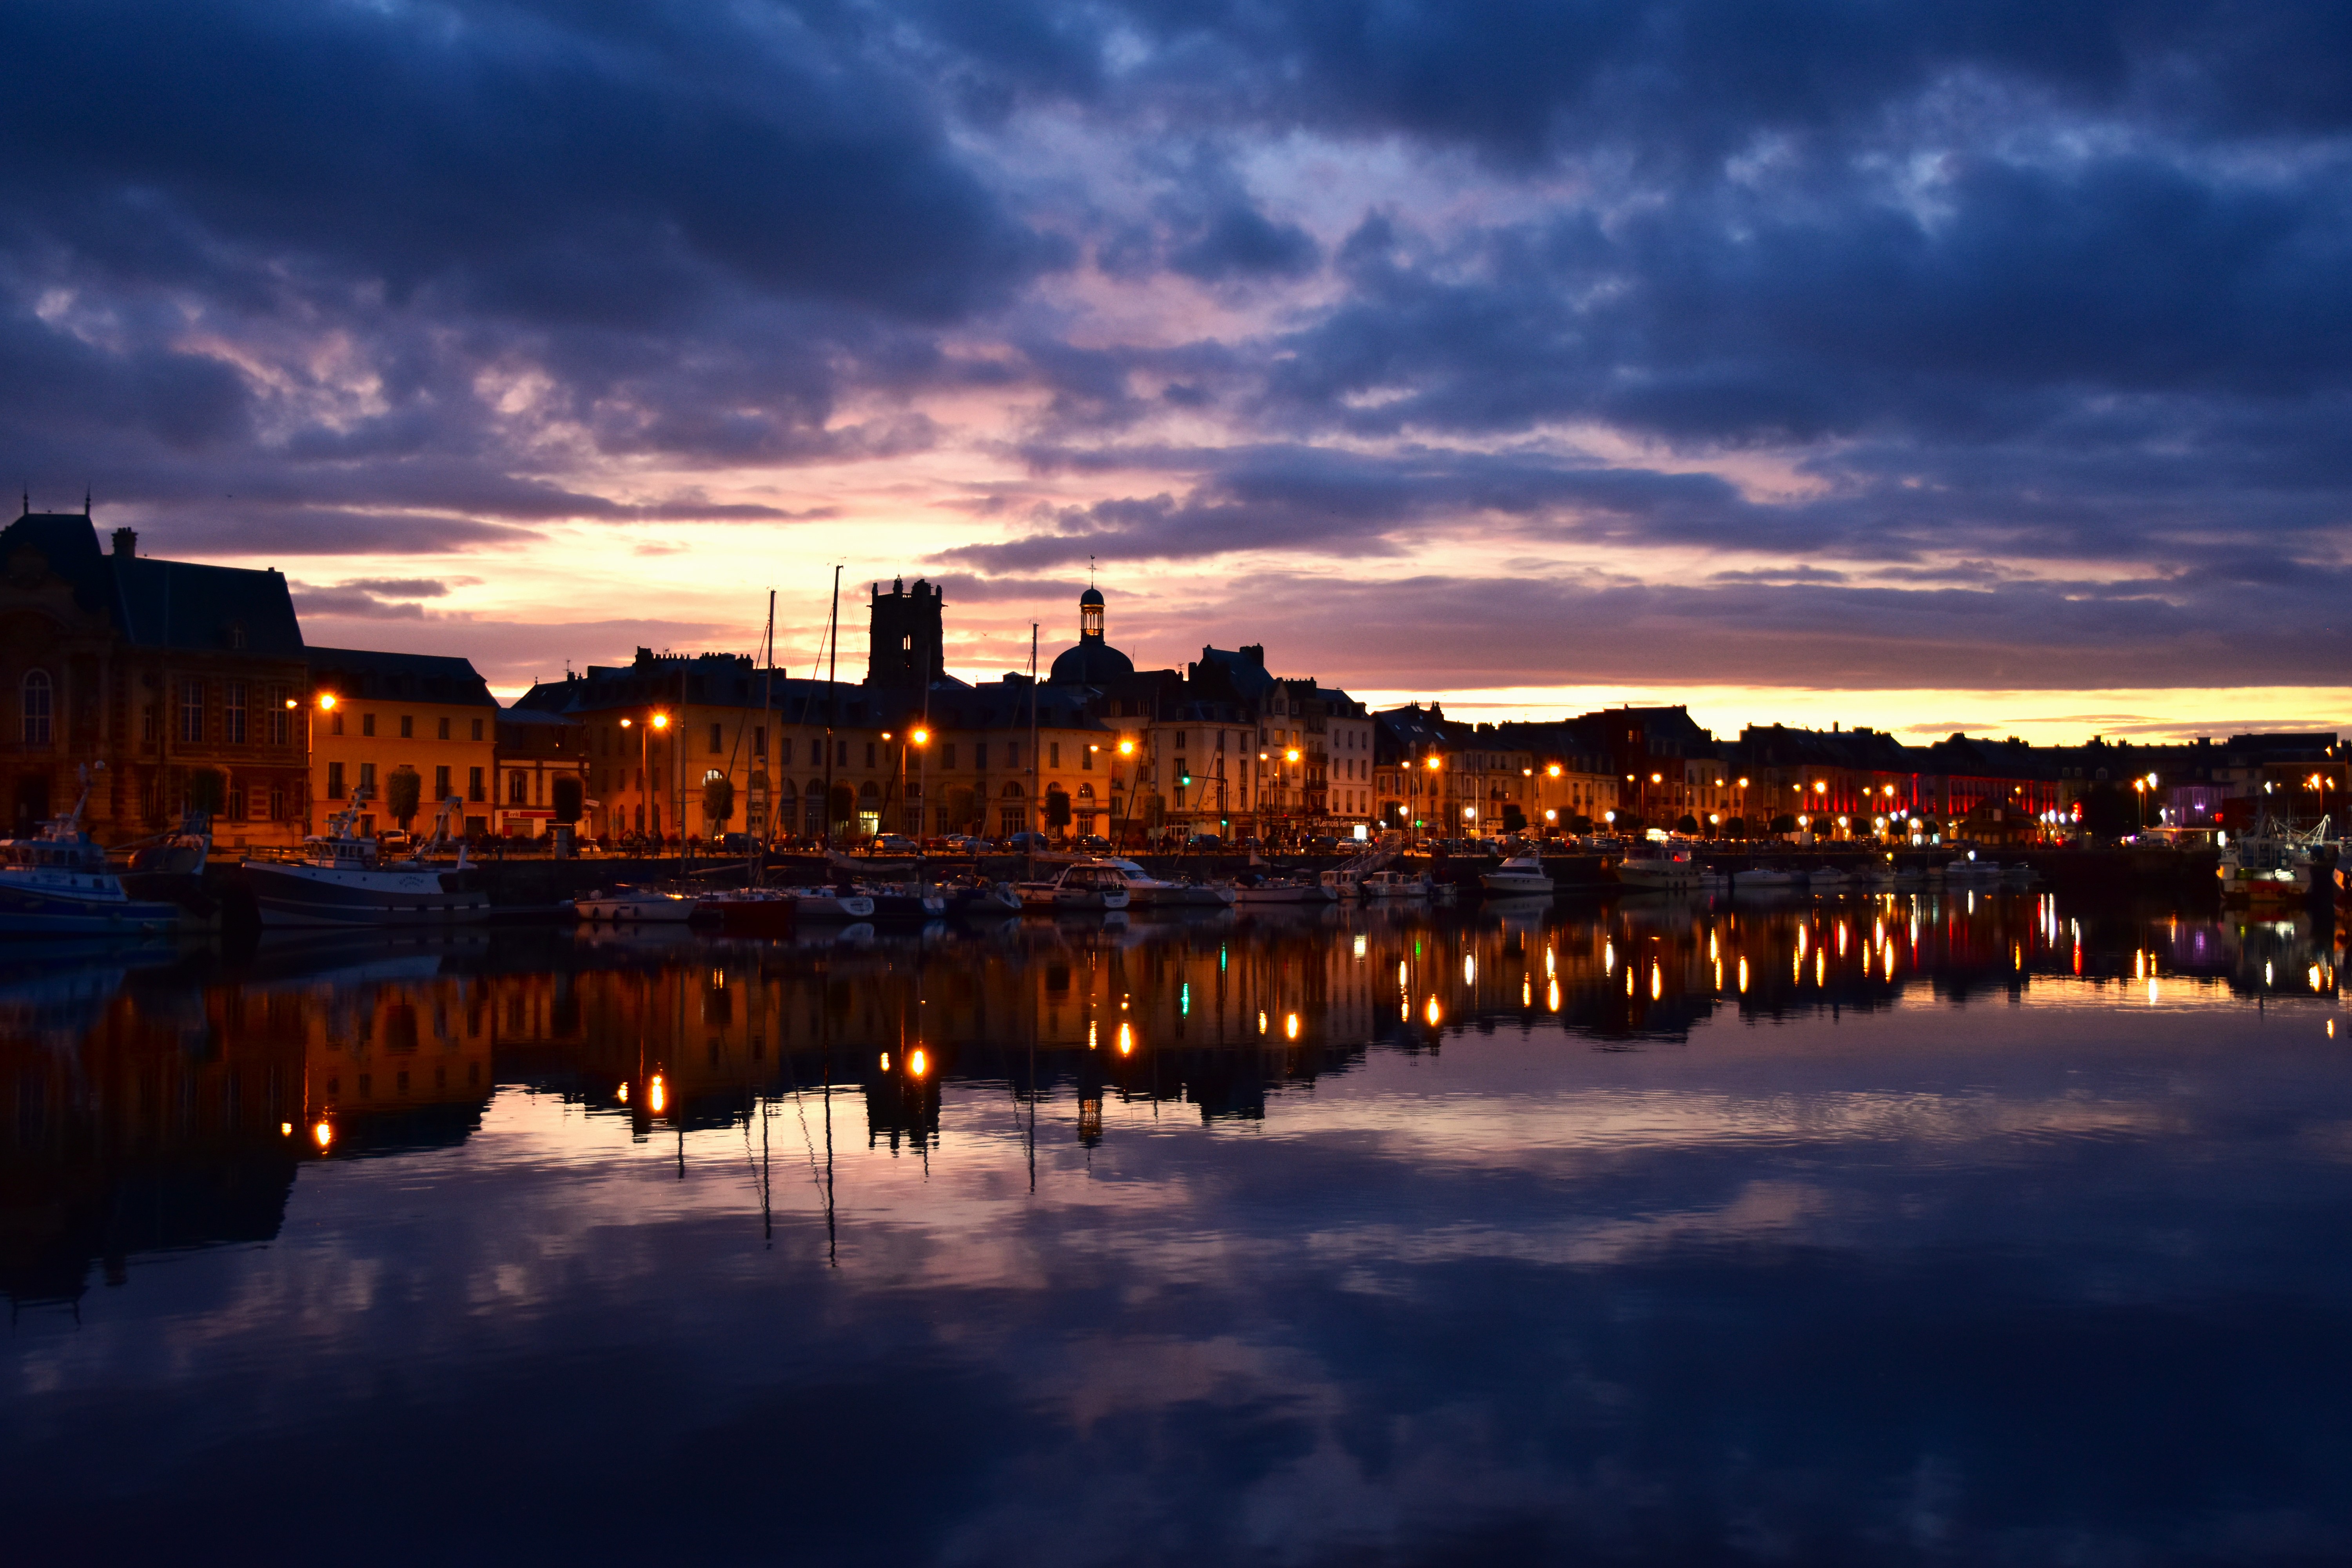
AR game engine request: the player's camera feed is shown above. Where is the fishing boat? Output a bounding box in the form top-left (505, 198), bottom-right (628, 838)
top-left (246, 794), bottom-right (491, 928)
top-left (1480, 853), bottom-right (1554, 896)
top-left (0, 767), bottom-right (186, 936)
top-left (1359, 869), bottom-right (1432, 899)
top-left (2219, 817), bottom-right (2327, 907)
top-left (1615, 842), bottom-right (1698, 892)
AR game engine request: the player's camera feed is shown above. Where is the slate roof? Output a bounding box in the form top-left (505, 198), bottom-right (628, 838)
top-left (4, 512), bottom-right (305, 655)
top-left (308, 646), bottom-right (495, 707)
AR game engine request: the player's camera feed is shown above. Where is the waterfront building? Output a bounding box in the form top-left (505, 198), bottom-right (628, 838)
top-left (492, 706), bottom-right (589, 840)
top-left (0, 509), bottom-right (307, 848)
top-left (306, 647), bottom-right (498, 839)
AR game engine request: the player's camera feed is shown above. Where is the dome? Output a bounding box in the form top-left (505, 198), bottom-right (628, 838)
top-left (1080, 586), bottom-right (1104, 607)
top-left (1049, 639), bottom-right (1134, 684)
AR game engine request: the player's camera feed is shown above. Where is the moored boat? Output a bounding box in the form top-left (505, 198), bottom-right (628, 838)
top-left (1616, 843), bottom-right (1699, 892)
top-left (1481, 854), bottom-right (1555, 896)
top-left (575, 885), bottom-right (701, 923)
top-left (246, 794), bottom-right (490, 928)
top-left (0, 767), bottom-right (185, 936)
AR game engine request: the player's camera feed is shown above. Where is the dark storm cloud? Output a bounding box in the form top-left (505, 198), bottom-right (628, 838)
top-left (2, 0), bottom-right (2348, 691)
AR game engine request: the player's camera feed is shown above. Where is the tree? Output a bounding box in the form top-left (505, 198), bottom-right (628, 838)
top-left (1566, 814), bottom-right (1594, 835)
top-left (1675, 813), bottom-right (1700, 835)
top-left (1769, 813), bottom-right (1798, 836)
top-left (1613, 811), bottom-right (1646, 835)
top-left (827, 783), bottom-right (855, 830)
top-left (385, 767), bottom-right (422, 828)
top-left (1724, 816), bottom-right (1749, 840)
top-left (1046, 786), bottom-right (1072, 831)
top-left (1501, 803), bottom-right (1527, 833)
top-left (552, 775), bottom-right (584, 825)
top-left (2077, 784), bottom-right (2134, 839)
top-left (946, 785), bottom-right (977, 833)
top-left (184, 767), bottom-right (225, 818)
top-left (703, 773), bottom-right (735, 829)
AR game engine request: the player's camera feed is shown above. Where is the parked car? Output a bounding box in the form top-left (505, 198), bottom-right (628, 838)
top-left (1001, 831), bottom-right (1051, 852)
top-left (934, 833), bottom-right (984, 853)
top-left (1183, 833), bottom-right (1223, 851)
top-left (1074, 835), bottom-right (1112, 853)
top-left (866, 834), bottom-right (918, 855)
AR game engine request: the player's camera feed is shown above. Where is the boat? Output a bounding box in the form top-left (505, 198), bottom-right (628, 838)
top-left (864, 882), bottom-right (949, 919)
top-left (786, 886), bottom-right (878, 920)
top-left (1615, 842), bottom-right (1699, 892)
top-left (944, 877), bottom-right (1023, 915)
top-left (245, 793), bottom-right (491, 928)
top-left (1359, 869), bottom-right (1432, 899)
top-left (692, 886), bottom-right (797, 934)
top-left (2000, 862), bottom-right (2039, 887)
top-left (1808, 866), bottom-right (1850, 891)
top-left (2219, 817), bottom-right (2327, 907)
top-left (1481, 854), bottom-right (1554, 896)
top-left (0, 767), bottom-right (186, 936)
top-left (1944, 853), bottom-right (2002, 883)
top-left (1233, 877), bottom-right (1322, 904)
top-left (1047, 863), bottom-right (1134, 911)
top-left (1318, 868), bottom-right (1361, 901)
top-left (575, 884), bottom-right (702, 922)
top-left (1733, 866), bottom-right (1804, 889)
top-left (1087, 857), bottom-right (1235, 908)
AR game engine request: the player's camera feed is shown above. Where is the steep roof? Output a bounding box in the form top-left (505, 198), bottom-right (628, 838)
top-left (308, 646), bottom-right (495, 707)
top-left (1, 512), bottom-right (304, 655)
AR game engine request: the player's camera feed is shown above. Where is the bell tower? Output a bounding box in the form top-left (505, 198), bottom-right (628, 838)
top-left (866, 576), bottom-right (945, 690)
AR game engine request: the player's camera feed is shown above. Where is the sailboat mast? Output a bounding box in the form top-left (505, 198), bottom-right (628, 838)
top-left (822, 565), bottom-right (840, 850)
top-left (753, 588), bottom-right (775, 882)
top-left (1027, 622), bottom-right (1039, 883)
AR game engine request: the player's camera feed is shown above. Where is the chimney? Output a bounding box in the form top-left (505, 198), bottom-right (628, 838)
top-left (111, 528), bottom-right (137, 558)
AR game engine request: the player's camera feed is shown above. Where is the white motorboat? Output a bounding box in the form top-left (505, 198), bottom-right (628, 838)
top-left (575, 886), bottom-right (701, 923)
top-left (1808, 866), bottom-right (1850, 890)
top-left (246, 793), bottom-right (491, 928)
top-left (1087, 857), bottom-right (1236, 907)
top-left (1480, 854), bottom-right (1554, 896)
top-left (1735, 866), bottom-right (1805, 889)
top-left (788, 886), bottom-right (878, 920)
top-left (1615, 843), bottom-right (1699, 892)
top-left (1053, 863), bottom-right (1134, 910)
top-left (1318, 869), bottom-right (1360, 901)
top-left (1944, 853), bottom-right (2002, 882)
top-left (0, 767), bottom-right (185, 936)
top-left (1359, 869), bottom-right (1432, 899)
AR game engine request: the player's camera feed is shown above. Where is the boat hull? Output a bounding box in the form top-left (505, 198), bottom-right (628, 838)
top-left (247, 862), bottom-right (492, 927)
top-left (0, 883), bottom-right (182, 936)
top-left (1479, 873), bottom-right (1554, 895)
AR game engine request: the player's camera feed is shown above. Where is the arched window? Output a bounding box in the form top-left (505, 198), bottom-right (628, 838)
top-left (1077, 782), bottom-right (1095, 799)
top-left (1001, 781), bottom-right (1025, 799)
top-left (20, 671), bottom-right (51, 745)
top-left (857, 780), bottom-right (879, 801)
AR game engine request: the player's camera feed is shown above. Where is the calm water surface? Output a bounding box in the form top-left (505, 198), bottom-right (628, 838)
top-left (4, 893), bottom-right (2348, 1565)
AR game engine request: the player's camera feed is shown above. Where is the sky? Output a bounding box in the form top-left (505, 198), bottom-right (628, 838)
top-left (5, 0), bottom-right (2349, 741)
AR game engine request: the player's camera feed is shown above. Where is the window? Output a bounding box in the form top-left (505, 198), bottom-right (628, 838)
top-left (1081, 746), bottom-right (1093, 771)
top-left (471, 718), bottom-right (484, 742)
top-left (434, 765), bottom-right (450, 800)
top-left (142, 701), bottom-right (158, 743)
top-left (837, 740), bottom-right (848, 766)
top-left (330, 710), bottom-right (344, 736)
top-left (753, 726), bottom-right (766, 757)
top-left (327, 761), bottom-right (345, 799)
top-left (225, 681), bottom-right (247, 744)
top-left (399, 714), bottom-right (413, 739)
top-left (361, 712), bottom-right (376, 738)
top-left (975, 742), bottom-right (988, 770)
top-left (1008, 743), bottom-right (1021, 770)
top-left (358, 762), bottom-right (376, 796)
top-left (710, 722), bottom-right (723, 755)
top-left (779, 737), bottom-right (793, 766)
top-left (179, 680), bottom-right (204, 744)
top-left (19, 670), bottom-right (51, 745)
top-left (864, 742), bottom-right (876, 768)
top-left (268, 784), bottom-right (285, 820)
top-left (510, 771), bottom-right (528, 805)
top-left (1050, 741), bottom-right (1061, 767)
top-left (437, 716), bottom-right (450, 740)
top-left (268, 689), bottom-right (290, 746)
top-left (468, 766), bottom-right (484, 802)
top-left (943, 743), bottom-right (957, 770)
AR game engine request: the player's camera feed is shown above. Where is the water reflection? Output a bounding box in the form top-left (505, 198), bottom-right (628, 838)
top-left (3, 894), bottom-right (2348, 1562)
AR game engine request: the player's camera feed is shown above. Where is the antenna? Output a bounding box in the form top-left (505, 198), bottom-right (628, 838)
top-left (83, 485), bottom-right (90, 517)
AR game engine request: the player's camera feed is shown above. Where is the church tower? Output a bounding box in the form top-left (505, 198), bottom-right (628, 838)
top-left (865, 576), bottom-right (945, 691)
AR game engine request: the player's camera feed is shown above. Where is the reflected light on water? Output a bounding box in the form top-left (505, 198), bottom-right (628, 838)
top-left (647, 1075), bottom-right (667, 1114)
top-left (311, 1120), bottom-right (332, 1150)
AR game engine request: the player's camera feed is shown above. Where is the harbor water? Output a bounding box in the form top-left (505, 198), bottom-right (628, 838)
top-left (3, 891), bottom-right (2348, 1564)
